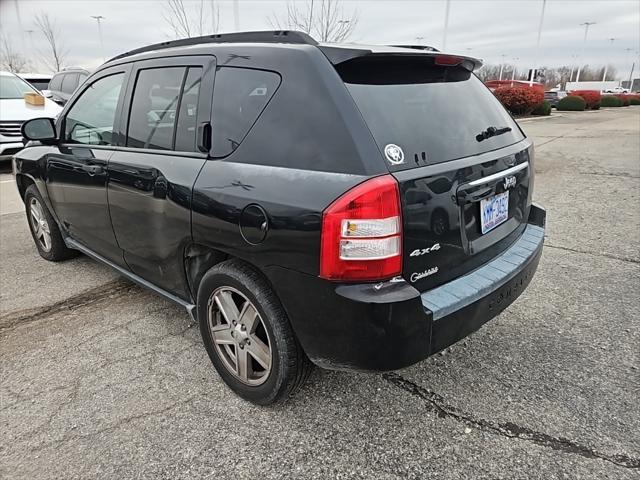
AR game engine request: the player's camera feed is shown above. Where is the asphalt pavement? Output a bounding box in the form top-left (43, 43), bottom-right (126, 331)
top-left (1, 107), bottom-right (639, 479)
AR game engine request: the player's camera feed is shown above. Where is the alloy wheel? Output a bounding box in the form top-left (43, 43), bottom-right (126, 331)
top-left (207, 286), bottom-right (272, 386)
top-left (29, 198), bottom-right (52, 252)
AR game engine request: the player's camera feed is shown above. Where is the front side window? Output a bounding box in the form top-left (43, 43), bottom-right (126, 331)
top-left (49, 74), bottom-right (63, 91)
top-left (211, 67), bottom-right (280, 158)
top-left (64, 73), bottom-right (124, 145)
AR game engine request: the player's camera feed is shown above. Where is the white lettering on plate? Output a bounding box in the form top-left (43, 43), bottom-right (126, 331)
top-left (410, 267), bottom-right (439, 283)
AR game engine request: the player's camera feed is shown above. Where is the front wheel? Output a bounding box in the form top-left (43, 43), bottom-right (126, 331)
top-left (197, 259), bottom-right (312, 405)
top-left (24, 185), bottom-right (77, 262)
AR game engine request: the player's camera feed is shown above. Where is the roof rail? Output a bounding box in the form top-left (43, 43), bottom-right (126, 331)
top-left (108, 30), bottom-right (318, 63)
top-left (390, 45), bottom-right (440, 52)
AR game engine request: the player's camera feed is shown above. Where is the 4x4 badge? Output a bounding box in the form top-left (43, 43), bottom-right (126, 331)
top-left (384, 144), bottom-right (404, 165)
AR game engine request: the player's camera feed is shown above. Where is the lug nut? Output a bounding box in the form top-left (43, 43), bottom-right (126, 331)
top-left (239, 344), bottom-right (244, 349)
top-left (240, 324), bottom-right (246, 331)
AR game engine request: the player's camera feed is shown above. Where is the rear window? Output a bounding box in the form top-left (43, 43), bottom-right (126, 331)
top-left (338, 57), bottom-right (524, 168)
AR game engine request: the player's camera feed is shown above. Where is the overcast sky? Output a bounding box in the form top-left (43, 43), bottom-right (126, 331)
top-left (2, 0), bottom-right (639, 79)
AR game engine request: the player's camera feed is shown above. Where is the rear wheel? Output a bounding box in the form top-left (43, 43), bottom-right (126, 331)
top-left (198, 259), bottom-right (312, 405)
top-left (24, 185), bottom-right (77, 262)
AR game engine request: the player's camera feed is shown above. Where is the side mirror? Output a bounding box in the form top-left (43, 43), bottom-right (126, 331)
top-left (21, 117), bottom-right (57, 143)
top-left (41, 89), bottom-right (53, 98)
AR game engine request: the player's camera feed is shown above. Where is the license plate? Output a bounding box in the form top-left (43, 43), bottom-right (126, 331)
top-left (480, 191), bottom-right (509, 234)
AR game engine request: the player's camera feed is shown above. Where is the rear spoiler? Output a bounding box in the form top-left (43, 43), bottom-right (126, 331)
top-left (318, 45), bottom-right (483, 72)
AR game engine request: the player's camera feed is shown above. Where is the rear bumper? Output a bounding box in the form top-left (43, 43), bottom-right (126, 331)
top-left (266, 204), bottom-right (546, 371)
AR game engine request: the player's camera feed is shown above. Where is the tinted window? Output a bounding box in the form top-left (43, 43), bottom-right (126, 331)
top-left (27, 79), bottom-right (50, 91)
top-left (174, 67), bottom-right (202, 152)
top-left (61, 73), bottom-right (79, 94)
top-left (64, 73), bottom-right (124, 145)
top-left (211, 67), bottom-right (280, 157)
top-left (339, 57), bottom-right (524, 168)
top-left (49, 74), bottom-right (63, 91)
top-left (127, 67), bottom-right (184, 150)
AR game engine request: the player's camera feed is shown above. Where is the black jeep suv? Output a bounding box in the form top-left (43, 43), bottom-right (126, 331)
top-left (14, 31), bottom-right (545, 405)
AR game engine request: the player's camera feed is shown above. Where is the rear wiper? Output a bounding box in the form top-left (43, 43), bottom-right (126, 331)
top-left (476, 126), bottom-right (512, 142)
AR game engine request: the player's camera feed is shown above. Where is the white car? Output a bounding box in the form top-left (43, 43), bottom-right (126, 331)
top-left (0, 71), bottom-right (62, 160)
top-left (604, 86), bottom-right (629, 94)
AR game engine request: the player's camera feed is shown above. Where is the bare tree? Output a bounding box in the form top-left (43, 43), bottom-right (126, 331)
top-left (34, 13), bottom-right (68, 72)
top-left (0, 33), bottom-right (31, 72)
top-left (163, 0), bottom-right (220, 39)
top-left (269, 0), bottom-right (358, 42)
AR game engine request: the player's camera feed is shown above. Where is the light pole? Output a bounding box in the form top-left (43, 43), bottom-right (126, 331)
top-left (602, 38), bottom-right (616, 81)
top-left (442, 0), bottom-right (451, 51)
top-left (530, 0), bottom-right (547, 86)
top-left (233, 0), bottom-right (240, 31)
top-left (498, 54), bottom-right (507, 81)
top-left (90, 15), bottom-right (106, 62)
top-left (624, 47), bottom-right (634, 87)
top-left (568, 53), bottom-right (578, 82)
top-left (575, 22), bottom-right (596, 83)
top-left (511, 57), bottom-right (519, 84)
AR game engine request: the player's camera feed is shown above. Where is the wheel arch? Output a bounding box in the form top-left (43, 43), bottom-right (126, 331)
top-left (15, 173), bottom-right (37, 202)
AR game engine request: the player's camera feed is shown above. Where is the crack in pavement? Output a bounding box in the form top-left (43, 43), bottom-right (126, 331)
top-left (0, 279), bottom-right (135, 333)
top-left (578, 171), bottom-right (640, 179)
top-left (383, 372), bottom-right (640, 470)
top-left (545, 243), bottom-right (640, 265)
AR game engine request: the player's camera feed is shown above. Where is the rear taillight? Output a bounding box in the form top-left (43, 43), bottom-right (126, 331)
top-left (320, 175), bottom-right (402, 281)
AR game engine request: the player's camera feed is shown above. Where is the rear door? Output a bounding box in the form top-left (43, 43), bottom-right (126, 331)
top-left (107, 56), bottom-right (215, 299)
top-left (338, 55), bottom-right (532, 292)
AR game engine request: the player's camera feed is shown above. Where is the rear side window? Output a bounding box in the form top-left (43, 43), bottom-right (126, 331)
top-left (211, 67), bottom-right (280, 158)
top-left (61, 73), bottom-right (79, 94)
top-left (127, 66), bottom-right (202, 152)
top-left (49, 74), bottom-right (63, 91)
top-left (127, 67), bottom-right (184, 150)
top-left (339, 57), bottom-right (524, 168)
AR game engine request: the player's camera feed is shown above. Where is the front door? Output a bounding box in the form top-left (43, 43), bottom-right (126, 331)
top-left (107, 56), bottom-right (215, 299)
top-left (46, 66), bottom-right (130, 262)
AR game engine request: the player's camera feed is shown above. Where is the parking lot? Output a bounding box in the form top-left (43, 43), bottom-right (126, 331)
top-left (1, 107), bottom-right (638, 479)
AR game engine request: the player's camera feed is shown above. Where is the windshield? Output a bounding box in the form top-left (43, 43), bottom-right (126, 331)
top-left (339, 57), bottom-right (525, 168)
top-left (0, 74), bottom-right (37, 99)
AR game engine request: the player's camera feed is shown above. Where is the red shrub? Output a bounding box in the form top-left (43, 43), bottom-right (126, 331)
top-left (569, 90), bottom-right (602, 110)
top-left (494, 86), bottom-right (544, 116)
top-left (615, 94), bottom-right (631, 106)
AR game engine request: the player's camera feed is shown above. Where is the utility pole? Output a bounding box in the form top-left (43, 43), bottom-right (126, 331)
top-left (90, 15), bottom-right (106, 62)
top-left (511, 57), bottom-right (519, 84)
top-left (602, 38), bottom-right (616, 81)
top-left (499, 54), bottom-right (507, 81)
top-left (575, 22), bottom-right (596, 83)
top-left (530, 0), bottom-right (547, 86)
top-left (442, 0), bottom-right (451, 51)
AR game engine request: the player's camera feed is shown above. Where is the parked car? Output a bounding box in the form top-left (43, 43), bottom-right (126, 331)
top-left (14, 31), bottom-right (545, 405)
top-left (0, 71), bottom-right (62, 160)
top-left (544, 90), bottom-right (567, 108)
top-left (603, 86), bottom-right (629, 94)
top-left (17, 72), bottom-right (53, 92)
top-left (47, 67), bottom-right (90, 105)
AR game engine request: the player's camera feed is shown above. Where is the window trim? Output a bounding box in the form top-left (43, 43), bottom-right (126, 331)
top-left (120, 55), bottom-right (216, 155)
top-left (58, 64), bottom-right (132, 148)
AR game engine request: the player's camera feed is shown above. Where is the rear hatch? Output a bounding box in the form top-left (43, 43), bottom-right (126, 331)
top-left (336, 54), bottom-right (533, 292)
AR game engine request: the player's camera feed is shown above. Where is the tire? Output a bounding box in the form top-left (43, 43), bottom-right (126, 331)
top-left (197, 259), bottom-right (313, 405)
top-left (24, 185), bottom-right (77, 262)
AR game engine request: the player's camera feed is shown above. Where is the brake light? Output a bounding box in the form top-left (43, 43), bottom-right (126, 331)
top-left (434, 55), bottom-right (462, 66)
top-left (320, 175), bottom-right (402, 281)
